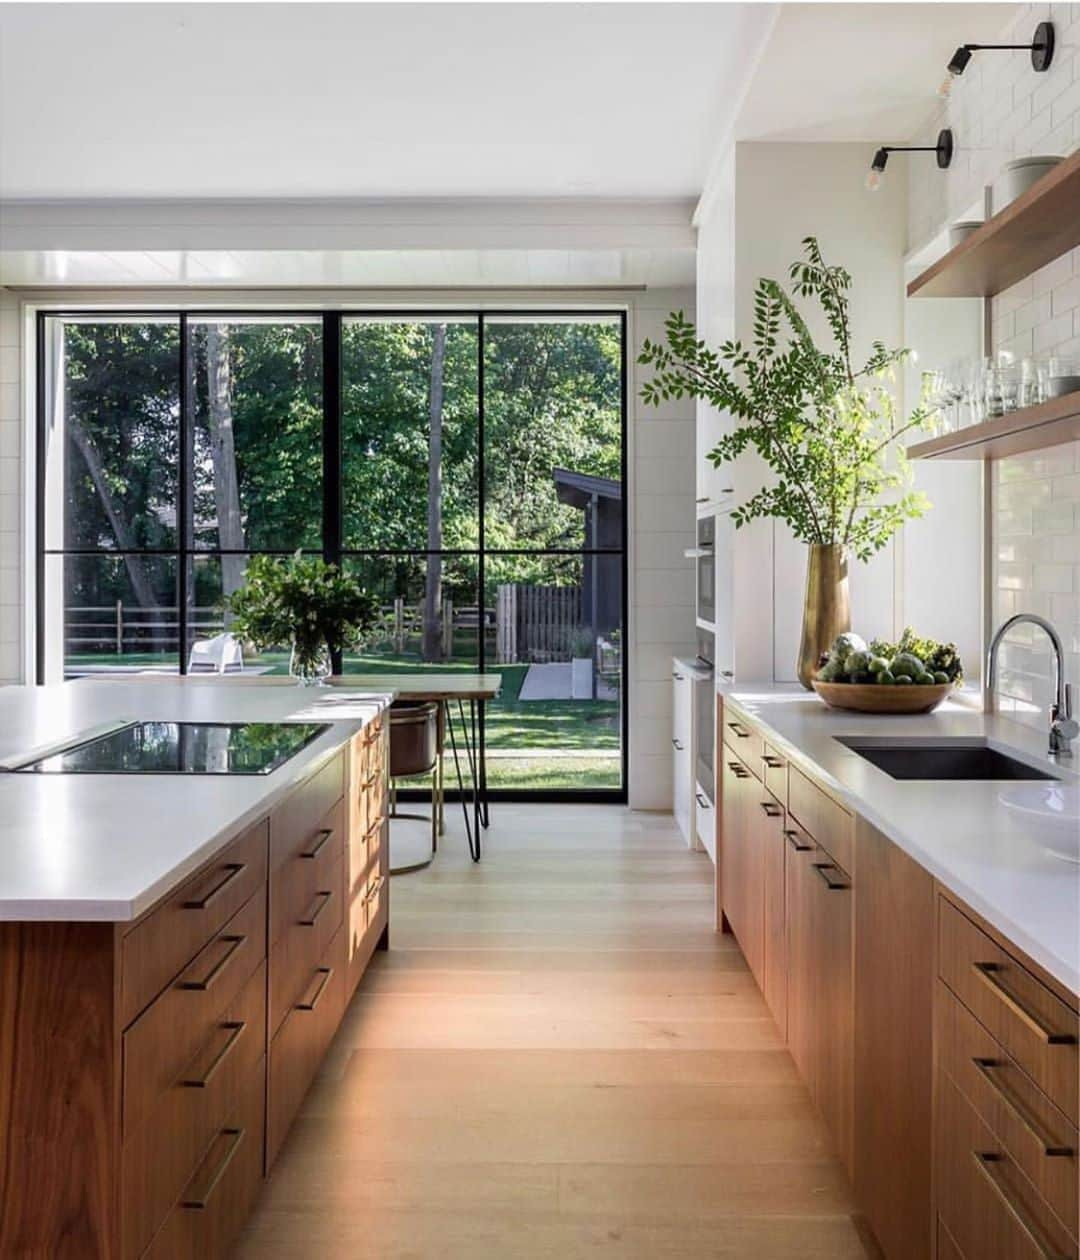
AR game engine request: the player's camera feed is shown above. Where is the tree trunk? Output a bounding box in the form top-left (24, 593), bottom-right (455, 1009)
top-left (69, 423), bottom-right (162, 648)
top-left (205, 327), bottom-right (247, 609)
top-left (422, 324), bottom-right (447, 662)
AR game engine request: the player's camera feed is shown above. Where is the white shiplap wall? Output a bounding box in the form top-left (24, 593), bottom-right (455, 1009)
top-left (0, 288), bottom-right (20, 683)
top-left (907, 1), bottom-right (1080, 731)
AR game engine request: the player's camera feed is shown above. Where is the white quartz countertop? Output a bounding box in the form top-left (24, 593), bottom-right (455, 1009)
top-left (721, 685), bottom-right (1080, 995)
top-left (0, 679), bottom-right (393, 922)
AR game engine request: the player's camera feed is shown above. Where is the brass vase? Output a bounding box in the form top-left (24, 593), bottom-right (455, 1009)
top-left (797, 543), bottom-right (850, 689)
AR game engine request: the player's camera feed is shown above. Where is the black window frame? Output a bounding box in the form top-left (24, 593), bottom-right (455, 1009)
top-left (35, 307), bottom-right (630, 803)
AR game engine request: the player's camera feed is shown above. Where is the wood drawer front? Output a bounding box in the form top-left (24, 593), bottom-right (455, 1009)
top-left (938, 979), bottom-right (1078, 1239)
top-left (123, 889), bottom-right (267, 1138)
top-left (722, 714), bottom-right (764, 775)
top-left (348, 813), bottom-right (385, 902)
top-left (268, 921), bottom-right (347, 1169)
top-left (269, 796), bottom-right (344, 947)
top-left (938, 1219), bottom-right (968, 1260)
top-left (140, 1070), bottom-right (265, 1260)
top-left (936, 1071), bottom-right (1078, 1260)
top-left (122, 961), bottom-right (266, 1260)
top-left (762, 740), bottom-right (788, 800)
top-left (269, 750), bottom-right (345, 871)
top-left (120, 819), bottom-right (268, 1028)
top-left (788, 766), bottom-right (852, 873)
top-left (270, 853), bottom-right (345, 1037)
top-left (938, 897), bottom-right (1078, 1125)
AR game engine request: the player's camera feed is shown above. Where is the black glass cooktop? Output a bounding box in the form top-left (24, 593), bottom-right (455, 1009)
top-left (17, 721), bottom-right (330, 776)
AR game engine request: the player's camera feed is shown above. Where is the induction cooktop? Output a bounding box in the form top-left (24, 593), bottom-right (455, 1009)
top-left (14, 721), bottom-right (330, 776)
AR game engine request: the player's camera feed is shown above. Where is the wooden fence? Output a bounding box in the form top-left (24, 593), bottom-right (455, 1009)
top-left (495, 584), bottom-right (582, 664)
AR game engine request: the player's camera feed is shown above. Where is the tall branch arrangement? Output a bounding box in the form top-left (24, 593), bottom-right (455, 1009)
top-left (638, 238), bottom-right (935, 563)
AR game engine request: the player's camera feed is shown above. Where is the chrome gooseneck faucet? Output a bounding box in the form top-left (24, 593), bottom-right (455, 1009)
top-left (987, 613), bottom-right (1077, 759)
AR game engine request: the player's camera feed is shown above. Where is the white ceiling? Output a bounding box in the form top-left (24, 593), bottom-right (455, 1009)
top-left (735, 2), bottom-right (1018, 142)
top-left (0, 2), bottom-right (775, 200)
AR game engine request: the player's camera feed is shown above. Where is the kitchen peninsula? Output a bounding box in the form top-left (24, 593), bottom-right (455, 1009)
top-left (0, 679), bottom-right (393, 1259)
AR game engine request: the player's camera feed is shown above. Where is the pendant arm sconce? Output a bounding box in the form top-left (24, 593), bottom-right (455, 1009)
top-left (940, 22), bottom-right (1054, 96)
top-left (866, 128), bottom-right (953, 191)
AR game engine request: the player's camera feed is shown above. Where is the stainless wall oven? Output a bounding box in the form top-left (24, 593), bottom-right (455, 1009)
top-left (696, 515), bottom-right (716, 624)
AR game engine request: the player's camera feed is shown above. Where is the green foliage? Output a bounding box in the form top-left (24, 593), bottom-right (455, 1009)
top-left (637, 238), bottom-right (935, 563)
top-left (226, 552), bottom-right (377, 664)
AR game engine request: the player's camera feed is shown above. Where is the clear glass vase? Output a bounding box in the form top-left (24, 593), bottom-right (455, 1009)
top-left (289, 639), bottom-right (331, 686)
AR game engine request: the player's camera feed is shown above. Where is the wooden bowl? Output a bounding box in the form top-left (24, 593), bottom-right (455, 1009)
top-left (811, 680), bottom-right (954, 714)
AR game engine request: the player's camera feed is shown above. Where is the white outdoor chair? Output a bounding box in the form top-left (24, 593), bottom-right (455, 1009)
top-left (187, 632), bottom-right (245, 674)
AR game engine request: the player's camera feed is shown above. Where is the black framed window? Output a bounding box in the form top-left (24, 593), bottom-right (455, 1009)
top-left (37, 309), bottom-right (627, 798)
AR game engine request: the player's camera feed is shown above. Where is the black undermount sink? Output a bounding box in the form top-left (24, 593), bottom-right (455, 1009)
top-left (837, 738), bottom-right (1059, 782)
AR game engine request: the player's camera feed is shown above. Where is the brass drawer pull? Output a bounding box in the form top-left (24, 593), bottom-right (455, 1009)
top-left (973, 962), bottom-right (1077, 1046)
top-left (762, 755), bottom-right (784, 769)
top-left (727, 722), bottom-right (750, 739)
top-left (297, 966), bottom-right (333, 1012)
top-left (178, 934), bottom-right (245, 992)
top-left (972, 1058), bottom-right (1074, 1157)
top-left (363, 771), bottom-right (380, 792)
top-left (298, 890), bottom-right (333, 928)
top-left (364, 876), bottom-right (384, 904)
top-left (181, 1127), bottom-right (245, 1210)
top-left (300, 828), bottom-right (333, 860)
top-left (784, 829), bottom-right (812, 852)
top-left (971, 1151), bottom-right (1068, 1259)
top-left (812, 861), bottom-right (850, 891)
top-left (181, 1021), bottom-right (246, 1090)
top-left (365, 816), bottom-right (384, 842)
top-left (182, 862), bottom-right (244, 911)
top-left (760, 801), bottom-right (783, 818)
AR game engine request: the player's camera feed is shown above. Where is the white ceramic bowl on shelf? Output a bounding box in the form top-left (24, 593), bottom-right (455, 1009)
top-left (948, 221), bottom-right (982, 249)
top-left (993, 155), bottom-right (1063, 212)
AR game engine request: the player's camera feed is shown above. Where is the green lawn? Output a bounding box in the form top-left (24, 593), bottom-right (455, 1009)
top-left (67, 649), bottom-right (622, 791)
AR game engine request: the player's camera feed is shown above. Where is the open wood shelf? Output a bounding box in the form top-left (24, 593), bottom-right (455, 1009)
top-left (907, 151), bottom-right (1080, 299)
top-left (907, 390), bottom-right (1080, 460)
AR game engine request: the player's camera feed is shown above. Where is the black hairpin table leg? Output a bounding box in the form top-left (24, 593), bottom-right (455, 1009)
top-left (446, 698), bottom-right (482, 861)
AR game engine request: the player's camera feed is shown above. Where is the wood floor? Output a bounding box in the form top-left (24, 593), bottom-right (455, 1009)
top-left (237, 805), bottom-right (872, 1259)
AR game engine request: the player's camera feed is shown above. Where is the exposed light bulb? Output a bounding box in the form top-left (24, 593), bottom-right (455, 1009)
top-left (865, 168), bottom-right (884, 192)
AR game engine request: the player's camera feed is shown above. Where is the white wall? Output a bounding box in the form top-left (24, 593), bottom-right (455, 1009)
top-left (628, 286), bottom-right (698, 809)
top-left (695, 142), bottom-right (909, 684)
top-left (906, 0), bottom-right (1080, 728)
top-left (0, 288), bottom-right (20, 683)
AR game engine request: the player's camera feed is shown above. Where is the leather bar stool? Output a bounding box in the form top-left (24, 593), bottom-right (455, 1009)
top-left (388, 700), bottom-right (440, 874)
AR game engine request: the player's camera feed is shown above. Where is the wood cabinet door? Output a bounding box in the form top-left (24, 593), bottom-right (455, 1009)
top-left (720, 755), bottom-right (763, 983)
top-left (785, 827), bottom-right (817, 1088)
top-left (758, 789), bottom-right (787, 1039)
top-left (809, 846), bottom-right (854, 1175)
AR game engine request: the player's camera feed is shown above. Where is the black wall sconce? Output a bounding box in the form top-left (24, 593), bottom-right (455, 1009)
top-left (940, 22), bottom-right (1054, 96)
top-left (866, 128), bottom-right (953, 191)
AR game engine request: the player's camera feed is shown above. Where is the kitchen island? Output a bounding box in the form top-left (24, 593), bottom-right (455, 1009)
top-left (715, 683), bottom-right (1079, 1260)
top-left (0, 679), bottom-right (394, 1260)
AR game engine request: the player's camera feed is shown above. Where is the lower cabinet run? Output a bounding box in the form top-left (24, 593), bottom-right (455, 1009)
top-left (0, 715), bottom-right (390, 1260)
top-left (716, 697), bottom-right (1080, 1260)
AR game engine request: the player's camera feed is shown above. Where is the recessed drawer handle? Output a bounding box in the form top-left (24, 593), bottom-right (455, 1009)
top-left (364, 875), bottom-right (384, 905)
top-left (726, 760), bottom-right (749, 778)
top-left (182, 862), bottom-right (244, 911)
top-left (695, 792), bottom-right (711, 810)
top-left (297, 966), bottom-right (334, 1012)
top-left (181, 1127), bottom-right (245, 1211)
top-left (673, 671), bottom-right (684, 680)
top-left (784, 829), bottom-right (812, 852)
top-left (971, 1151), bottom-right (1068, 1259)
top-left (973, 962), bottom-right (1077, 1046)
top-left (363, 771), bottom-right (380, 792)
top-left (300, 828), bottom-right (333, 860)
top-left (812, 861), bottom-right (849, 891)
top-left (181, 1021), bottom-right (246, 1090)
top-left (972, 1058), bottom-right (1074, 1157)
top-left (762, 755), bottom-right (784, 769)
top-left (760, 802), bottom-right (783, 818)
top-left (365, 816), bottom-right (384, 842)
top-left (727, 722), bottom-right (750, 739)
top-left (299, 890), bottom-right (333, 927)
top-left (178, 934), bottom-right (246, 992)
top-left (672, 738), bottom-right (684, 750)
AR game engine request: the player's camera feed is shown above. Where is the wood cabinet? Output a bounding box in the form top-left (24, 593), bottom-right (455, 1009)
top-left (0, 716), bottom-right (390, 1260)
top-left (720, 750), bottom-right (763, 981)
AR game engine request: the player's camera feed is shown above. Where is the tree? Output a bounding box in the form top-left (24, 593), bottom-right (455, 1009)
top-left (422, 323), bottom-right (447, 662)
top-left (205, 325), bottom-right (245, 602)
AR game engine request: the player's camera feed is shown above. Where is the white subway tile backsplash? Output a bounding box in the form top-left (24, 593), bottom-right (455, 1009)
top-left (1033, 562), bottom-right (1074, 592)
top-left (1034, 310), bottom-right (1077, 353)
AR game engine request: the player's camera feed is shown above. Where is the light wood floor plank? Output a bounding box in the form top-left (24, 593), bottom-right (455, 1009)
top-left (239, 804), bottom-right (869, 1258)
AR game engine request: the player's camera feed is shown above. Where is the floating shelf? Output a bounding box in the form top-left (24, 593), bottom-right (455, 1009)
top-left (907, 151), bottom-right (1080, 299)
top-left (907, 391), bottom-right (1080, 460)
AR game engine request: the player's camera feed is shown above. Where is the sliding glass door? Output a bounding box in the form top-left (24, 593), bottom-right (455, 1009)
top-left (38, 309), bottom-right (626, 796)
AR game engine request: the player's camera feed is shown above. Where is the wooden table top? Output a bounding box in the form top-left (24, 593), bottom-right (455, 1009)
top-left (328, 673), bottom-right (503, 701)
